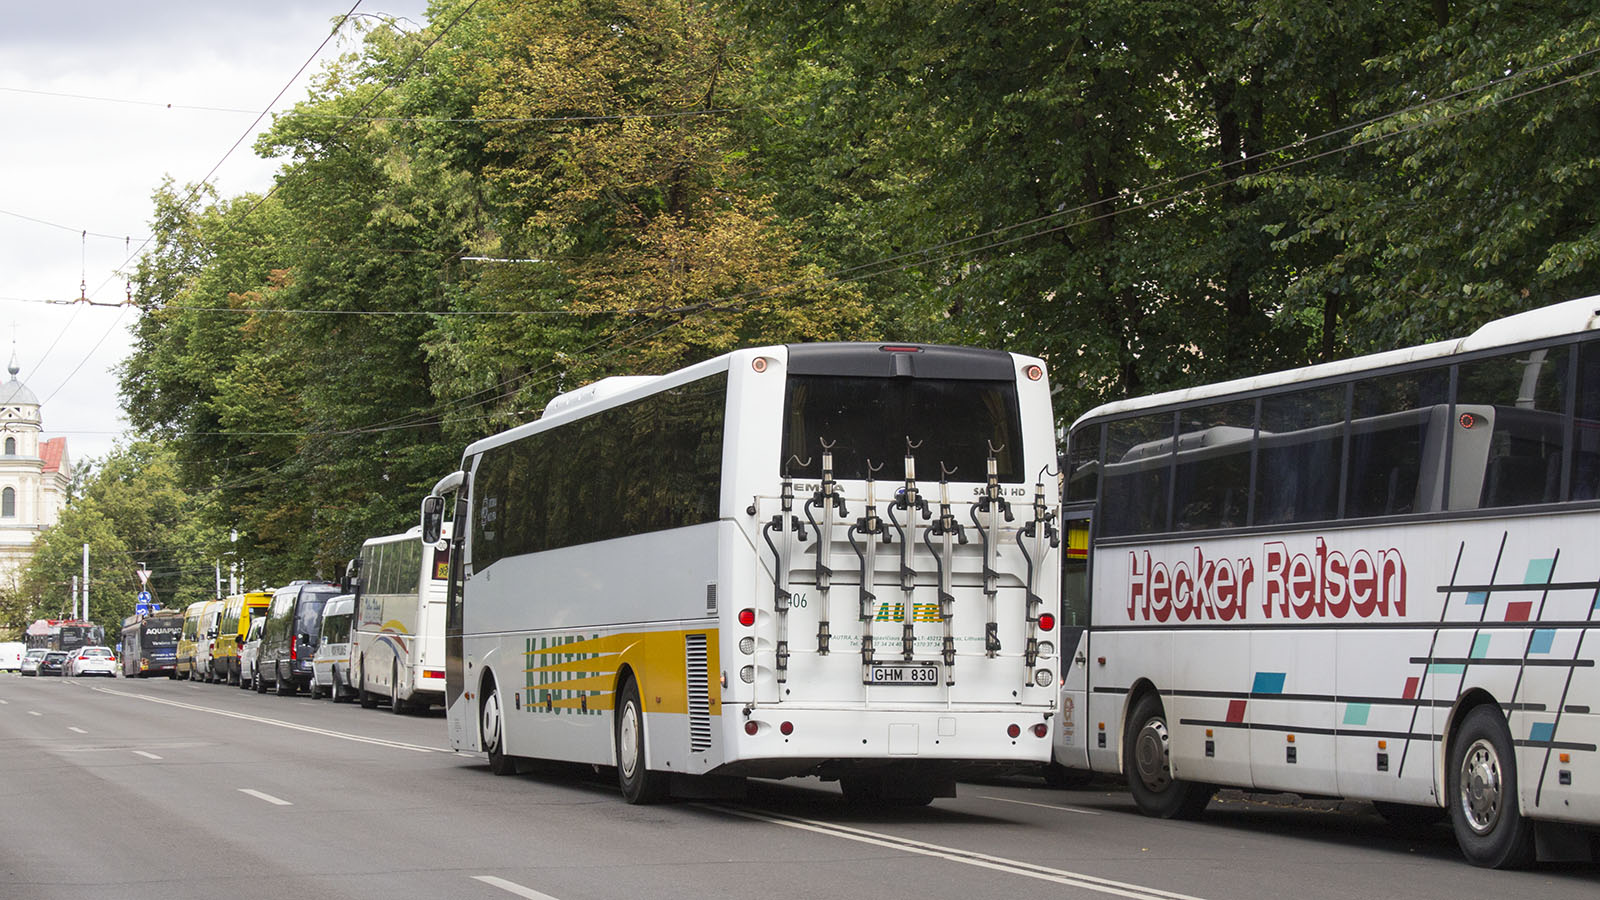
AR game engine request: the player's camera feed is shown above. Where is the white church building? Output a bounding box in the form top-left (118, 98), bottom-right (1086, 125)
top-left (0, 355), bottom-right (71, 582)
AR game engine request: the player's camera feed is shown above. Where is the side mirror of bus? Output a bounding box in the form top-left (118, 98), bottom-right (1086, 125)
top-left (420, 495), bottom-right (444, 545)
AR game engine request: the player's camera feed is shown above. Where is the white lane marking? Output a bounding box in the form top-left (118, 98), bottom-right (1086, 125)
top-left (91, 686), bottom-right (443, 753)
top-left (979, 794), bottom-right (1103, 815)
top-left (706, 805), bottom-right (1209, 900)
top-left (239, 788), bottom-right (292, 806)
top-left (68, 726), bottom-right (88, 734)
top-left (472, 875), bottom-right (563, 900)
top-left (27, 710), bottom-right (41, 716)
top-left (0, 698), bottom-right (9, 704)
top-left (133, 751), bottom-right (163, 760)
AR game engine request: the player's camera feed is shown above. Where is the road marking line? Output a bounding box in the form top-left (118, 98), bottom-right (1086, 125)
top-left (68, 726), bottom-right (88, 734)
top-left (979, 795), bottom-right (1103, 815)
top-left (133, 751), bottom-right (163, 760)
top-left (0, 698), bottom-right (9, 704)
top-left (239, 788), bottom-right (292, 806)
top-left (91, 686), bottom-right (443, 753)
top-left (705, 805), bottom-right (1208, 900)
top-left (27, 710), bottom-right (41, 716)
top-left (471, 875), bottom-right (563, 900)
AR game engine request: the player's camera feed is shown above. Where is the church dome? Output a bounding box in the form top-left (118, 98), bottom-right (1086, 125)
top-left (0, 354), bottom-right (37, 406)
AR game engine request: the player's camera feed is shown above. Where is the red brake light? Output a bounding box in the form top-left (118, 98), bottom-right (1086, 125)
top-left (744, 721), bottom-right (759, 735)
top-left (290, 634), bottom-right (297, 661)
top-left (879, 345), bottom-right (922, 353)
top-left (1033, 723), bottom-right (1049, 738)
top-left (780, 721), bottom-right (794, 735)
top-left (1038, 613), bottom-right (1056, 631)
top-left (738, 608), bottom-right (756, 627)
top-left (1007, 724), bottom-right (1021, 738)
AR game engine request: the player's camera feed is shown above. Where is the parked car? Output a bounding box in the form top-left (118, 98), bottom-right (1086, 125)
top-left (38, 650), bottom-right (69, 676)
top-left (0, 641), bottom-right (23, 672)
top-left (258, 581), bottom-right (340, 696)
top-left (311, 594), bottom-right (355, 701)
top-left (239, 616), bottom-right (265, 691)
top-left (68, 646), bottom-right (118, 677)
top-left (19, 647), bottom-right (48, 676)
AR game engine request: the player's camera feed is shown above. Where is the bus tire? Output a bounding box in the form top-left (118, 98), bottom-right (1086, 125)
top-left (1448, 705), bottom-right (1535, 868)
top-left (482, 683), bottom-right (517, 776)
top-left (390, 660), bottom-right (407, 715)
top-left (1124, 692), bottom-right (1212, 820)
top-left (615, 677), bottom-right (668, 804)
top-left (358, 658), bottom-right (378, 709)
top-left (254, 664), bottom-right (266, 693)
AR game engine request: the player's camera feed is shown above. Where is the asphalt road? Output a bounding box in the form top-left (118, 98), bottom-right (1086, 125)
top-left (2, 672), bottom-right (1596, 900)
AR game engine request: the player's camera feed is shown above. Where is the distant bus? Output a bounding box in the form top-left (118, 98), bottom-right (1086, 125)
top-left (25, 619), bottom-right (105, 652)
top-left (349, 524), bottom-right (450, 713)
top-left (1053, 296), bottom-right (1600, 868)
top-left (423, 342), bottom-right (1061, 804)
top-left (121, 611), bottom-right (184, 678)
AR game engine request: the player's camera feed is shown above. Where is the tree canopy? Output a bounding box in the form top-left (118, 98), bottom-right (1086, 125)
top-left (95, 0), bottom-right (1600, 586)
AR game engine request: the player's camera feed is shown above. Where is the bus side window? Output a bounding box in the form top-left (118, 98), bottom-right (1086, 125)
top-left (1572, 341), bottom-right (1600, 501)
top-left (1100, 413), bottom-right (1175, 537)
top-left (1346, 368), bottom-right (1449, 517)
top-left (1457, 346), bottom-right (1569, 508)
top-left (1256, 386), bottom-right (1345, 525)
top-left (1171, 400), bottom-right (1254, 530)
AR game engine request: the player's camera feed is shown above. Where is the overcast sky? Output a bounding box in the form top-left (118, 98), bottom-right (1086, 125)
top-left (0, 1), bottom-right (430, 464)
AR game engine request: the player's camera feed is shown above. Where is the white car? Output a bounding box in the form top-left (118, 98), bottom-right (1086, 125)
top-left (19, 647), bottom-right (48, 676)
top-left (238, 617), bottom-right (265, 691)
top-left (68, 646), bottom-right (118, 677)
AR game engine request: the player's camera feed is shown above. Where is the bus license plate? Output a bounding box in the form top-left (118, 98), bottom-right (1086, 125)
top-left (867, 663), bottom-right (940, 685)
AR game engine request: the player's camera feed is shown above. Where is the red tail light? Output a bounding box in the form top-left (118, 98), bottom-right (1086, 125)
top-left (738, 608), bottom-right (756, 627)
top-left (1032, 723), bottom-right (1049, 738)
top-left (1007, 724), bottom-right (1022, 738)
top-left (1037, 613), bottom-right (1056, 631)
top-left (290, 634), bottom-right (297, 661)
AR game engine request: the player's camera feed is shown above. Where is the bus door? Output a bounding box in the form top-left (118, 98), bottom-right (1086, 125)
top-left (1054, 505), bottom-right (1093, 769)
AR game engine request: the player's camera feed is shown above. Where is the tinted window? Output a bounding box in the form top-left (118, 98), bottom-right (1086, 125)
top-left (1345, 368), bottom-right (1449, 517)
top-left (1575, 341), bottom-right (1600, 501)
top-left (1457, 346), bottom-right (1569, 507)
top-left (1099, 413), bottom-right (1174, 536)
top-left (473, 371), bottom-right (727, 568)
top-left (1171, 401), bottom-right (1254, 531)
top-left (1256, 386), bottom-right (1345, 525)
top-left (782, 375), bottom-right (1022, 483)
top-left (1063, 425), bottom-right (1101, 503)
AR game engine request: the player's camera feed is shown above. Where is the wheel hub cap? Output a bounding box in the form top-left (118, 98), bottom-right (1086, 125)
top-left (619, 704), bottom-right (640, 778)
top-left (1459, 737), bottom-right (1502, 835)
top-left (482, 693), bottom-right (502, 753)
top-left (1135, 719), bottom-right (1173, 792)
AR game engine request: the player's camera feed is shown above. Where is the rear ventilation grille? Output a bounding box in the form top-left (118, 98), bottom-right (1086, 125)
top-left (705, 583), bottom-right (718, 616)
top-left (686, 633), bottom-right (712, 752)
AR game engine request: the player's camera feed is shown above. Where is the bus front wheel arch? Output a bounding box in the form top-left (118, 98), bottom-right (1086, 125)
top-left (1124, 691), bottom-right (1213, 820)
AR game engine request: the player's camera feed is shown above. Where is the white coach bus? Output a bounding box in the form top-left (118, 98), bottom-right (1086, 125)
top-left (349, 525), bottom-right (451, 713)
top-left (422, 343), bottom-right (1061, 804)
top-left (1053, 296), bottom-right (1600, 867)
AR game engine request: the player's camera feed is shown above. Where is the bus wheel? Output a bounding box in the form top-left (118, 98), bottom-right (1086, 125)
top-left (482, 684), bottom-right (516, 776)
top-left (390, 660), bottom-right (407, 715)
top-left (1125, 693), bottom-right (1212, 819)
top-left (358, 658), bottom-right (378, 709)
top-left (615, 678), bottom-right (668, 804)
top-left (1448, 705), bottom-right (1535, 868)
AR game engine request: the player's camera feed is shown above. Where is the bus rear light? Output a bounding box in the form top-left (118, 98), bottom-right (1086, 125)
top-left (739, 637), bottom-right (755, 655)
top-left (745, 721), bottom-right (759, 735)
top-left (1033, 723), bottom-right (1048, 738)
top-left (1037, 613), bottom-right (1055, 631)
top-left (424, 669), bottom-right (445, 680)
top-left (738, 608), bottom-right (756, 627)
top-left (739, 666), bottom-right (755, 683)
top-left (751, 357), bottom-right (769, 373)
top-left (780, 721), bottom-right (794, 736)
top-left (1033, 668), bottom-right (1054, 687)
top-left (1024, 364), bottom-right (1044, 381)
top-left (1007, 724), bottom-right (1021, 738)
top-left (1037, 641), bottom-right (1055, 657)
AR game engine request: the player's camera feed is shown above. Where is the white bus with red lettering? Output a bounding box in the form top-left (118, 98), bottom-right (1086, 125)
top-left (1052, 296), bottom-right (1600, 868)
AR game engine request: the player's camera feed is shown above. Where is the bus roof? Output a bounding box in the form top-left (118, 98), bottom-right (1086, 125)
top-left (1071, 295), bottom-right (1600, 429)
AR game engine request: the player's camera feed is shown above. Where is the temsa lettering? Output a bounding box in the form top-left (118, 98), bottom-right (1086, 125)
top-left (1127, 549), bottom-right (1252, 622)
top-left (1262, 538), bottom-right (1406, 619)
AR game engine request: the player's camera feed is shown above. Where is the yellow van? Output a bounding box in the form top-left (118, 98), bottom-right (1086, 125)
top-left (176, 600), bottom-right (209, 680)
top-left (212, 590), bottom-right (271, 685)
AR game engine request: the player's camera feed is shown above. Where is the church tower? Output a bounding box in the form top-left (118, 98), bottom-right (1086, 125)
top-left (0, 353), bottom-right (72, 583)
